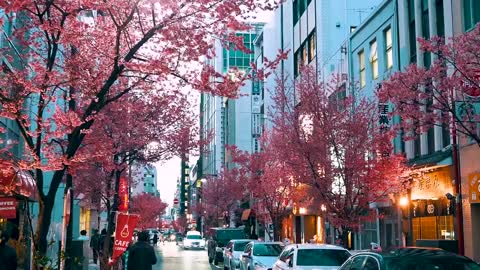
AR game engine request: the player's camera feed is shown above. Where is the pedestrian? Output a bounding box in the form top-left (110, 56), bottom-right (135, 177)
top-left (78, 229), bottom-right (89, 241)
top-left (98, 228), bottom-right (108, 257)
top-left (152, 233), bottom-right (158, 246)
top-left (90, 229), bottom-right (100, 264)
top-left (127, 231), bottom-right (157, 270)
top-left (0, 229), bottom-right (17, 270)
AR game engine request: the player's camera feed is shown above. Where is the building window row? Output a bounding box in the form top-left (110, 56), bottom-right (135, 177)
top-left (294, 30), bottom-right (316, 77)
top-left (293, 0), bottom-right (313, 25)
top-left (463, 0), bottom-right (480, 31)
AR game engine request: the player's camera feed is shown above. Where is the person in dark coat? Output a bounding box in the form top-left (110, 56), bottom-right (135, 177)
top-left (127, 231), bottom-right (157, 270)
top-left (152, 233), bottom-right (158, 246)
top-left (0, 230), bottom-right (17, 270)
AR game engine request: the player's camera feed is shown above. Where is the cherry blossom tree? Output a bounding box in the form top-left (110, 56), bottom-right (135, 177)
top-left (130, 193), bottom-right (168, 230)
top-left (378, 25), bottom-right (480, 146)
top-left (201, 168), bottom-right (245, 229)
top-left (269, 68), bottom-right (408, 238)
top-left (229, 141), bottom-right (306, 241)
top-left (0, 0), bottom-right (281, 258)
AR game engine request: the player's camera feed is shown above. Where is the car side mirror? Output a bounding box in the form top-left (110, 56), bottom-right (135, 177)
top-left (242, 252), bottom-right (251, 259)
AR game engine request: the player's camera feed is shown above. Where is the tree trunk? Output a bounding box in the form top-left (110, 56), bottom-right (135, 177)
top-left (33, 169), bottom-right (66, 269)
top-left (101, 170), bottom-right (121, 270)
top-left (35, 196), bottom-right (55, 259)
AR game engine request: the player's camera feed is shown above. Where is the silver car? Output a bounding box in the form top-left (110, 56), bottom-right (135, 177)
top-left (240, 241), bottom-right (284, 270)
top-left (273, 244), bottom-right (351, 270)
top-left (223, 240), bottom-right (251, 269)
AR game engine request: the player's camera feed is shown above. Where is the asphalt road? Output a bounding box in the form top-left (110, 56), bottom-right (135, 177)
top-left (153, 241), bottom-right (223, 270)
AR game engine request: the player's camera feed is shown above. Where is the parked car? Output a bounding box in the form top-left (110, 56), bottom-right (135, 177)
top-left (182, 230), bottom-right (206, 250)
top-left (273, 244), bottom-right (351, 270)
top-left (338, 247), bottom-right (480, 270)
top-left (240, 241), bottom-right (284, 270)
top-left (223, 239), bottom-right (251, 270)
top-left (208, 227), bottom-right (246, 265)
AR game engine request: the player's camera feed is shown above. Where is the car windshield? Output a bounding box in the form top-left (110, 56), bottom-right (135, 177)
top-left (296, 249), bottom-right (350, 266)
top-left (385, 257), bottom-right (480, 270)
top-left (234, 242), bottom-right (249, 251)
top-left (187, 235), bottom-right (202, 239)
top-left (252, 244), bottom-right (283, 256)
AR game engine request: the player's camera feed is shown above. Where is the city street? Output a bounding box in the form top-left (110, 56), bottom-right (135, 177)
top-left (153, 242), bottom-right (222, 270)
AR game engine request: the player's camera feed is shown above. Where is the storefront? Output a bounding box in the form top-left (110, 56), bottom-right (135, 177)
top-left (407, 166), bottom-right (455, 245)
top-left (0, 159), bottom-right (38, 270)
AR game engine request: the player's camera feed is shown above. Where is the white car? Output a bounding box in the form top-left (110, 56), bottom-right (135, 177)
top-left (272, 244), bottom-right (351, 270)
top-left (223, 239), bottom-right (251, 269)
top-left (182, 231), bottom-right (206, 249)
top-left (240, 241), bottom-right (284, 270)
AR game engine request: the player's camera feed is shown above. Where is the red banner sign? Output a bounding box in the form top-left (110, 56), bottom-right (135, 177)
top-left (118, 177), bottom-right (129, 212)
top-left (0, 197), bottom-right (17, 219)
top-left (111, 213), bottom-right (139, 264)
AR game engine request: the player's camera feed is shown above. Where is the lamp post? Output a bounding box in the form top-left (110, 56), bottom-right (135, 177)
top-left (399, 196), bottom-right (413, 246)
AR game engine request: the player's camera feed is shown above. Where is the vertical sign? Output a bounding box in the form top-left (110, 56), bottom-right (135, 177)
top-left (111, 213), bottom-right (139, 264)
top-left (378, 103), bottom-right (390, 157)
top-left (469, 172), bottom-right (480, 203)
top-left (0, 197), bottom-right (16, 219)
top-left (118, 177), bottom-right (129, 212)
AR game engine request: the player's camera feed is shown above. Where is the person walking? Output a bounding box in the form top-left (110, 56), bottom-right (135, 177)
top-left (127, 231), bottom-right (157, 270)
top-left (0, 230), bottom-right (17, 270)
top-left (90, 229), bottom-right (100, 264)
top-left (152, 233), bottom-right (158, 246)
top-left (78, 229), bottom-right (89, 241)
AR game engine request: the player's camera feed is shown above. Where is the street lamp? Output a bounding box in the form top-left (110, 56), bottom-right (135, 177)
top-left (399, 197), bottom-right (409, 207)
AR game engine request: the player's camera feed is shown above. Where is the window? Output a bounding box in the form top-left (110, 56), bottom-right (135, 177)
top-left (370, 40), bottom-right (378, 79)
top-left (233, 241), bottom-right (248, 251)
top-left (302, 43), bottom-right (307, 66)
top-left (293, 0), bottom-right (299, 25)
top-left (308, 31), bottom-right (316, 62)
top-left (363, 256), bottom-right (380, 270)
top-left (252, 244), bottom-right (283, 256)
top-left (408, 0), bottom-right (416, 63)
top-left (463, 0), bottom-right (480, 31)
top-left (385, 27), bottom-right (393, 69)
top-left (296, 249), bottom-right (350, 266)
top-left (359, 50), bottom-right (366, 88)
top-left (350, 256), bottom-right (366, 270)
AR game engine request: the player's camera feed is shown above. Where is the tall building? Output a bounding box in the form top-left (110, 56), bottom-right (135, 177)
top-left (131, 163), bottom-right (159, 197)
top-left (347, 0), bottom-right (400, 250)
top-left (200, 25), bottom-right (262, 175)
top-left (256, 0), bottom-right (384, 245)
top-left (347, 0), bottom-right (479, 260)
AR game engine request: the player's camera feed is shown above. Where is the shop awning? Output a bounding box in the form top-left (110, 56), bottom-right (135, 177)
top-left (0, 160), bottom-right (37, 201)
top-left (241, 209), bottom-right (252, 221)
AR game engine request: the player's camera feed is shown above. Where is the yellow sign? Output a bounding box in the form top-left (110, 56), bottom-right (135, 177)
top-left (411, 167), bottom-right (454, 200)
top-left (469, 172), bottom-right (480, 203)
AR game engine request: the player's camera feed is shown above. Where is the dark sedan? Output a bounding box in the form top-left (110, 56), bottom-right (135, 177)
top-left (338, 247), bottom-right (480, 270)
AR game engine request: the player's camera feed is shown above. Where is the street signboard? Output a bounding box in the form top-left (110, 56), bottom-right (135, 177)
top-left (469, 172), bottom-right (480, 203)
top-left (173, 198), bottom-right (179, 205)
top-left (0, 197), bottom-right (16, 219)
